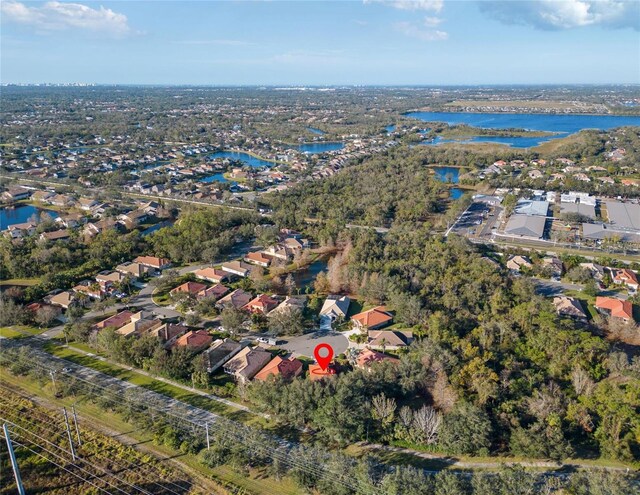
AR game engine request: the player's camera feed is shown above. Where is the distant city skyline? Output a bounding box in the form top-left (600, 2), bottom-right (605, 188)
top-left (1, 1), bottom-right (639, 85)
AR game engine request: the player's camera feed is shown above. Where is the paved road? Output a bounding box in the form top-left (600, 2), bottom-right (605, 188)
top-left (532, 278), bottom-right (584, 297)
top-left (276, 329), bottom-right (349, 358)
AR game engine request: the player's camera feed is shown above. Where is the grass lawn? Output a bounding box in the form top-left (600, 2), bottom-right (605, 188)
top-left (0, 278), bottom-right (41, 287)
top-left (0, 327), bottom-right (25, 339)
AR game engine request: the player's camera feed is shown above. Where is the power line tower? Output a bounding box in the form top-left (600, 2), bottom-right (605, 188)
top-left (3, 423), bottom-right (26, 495)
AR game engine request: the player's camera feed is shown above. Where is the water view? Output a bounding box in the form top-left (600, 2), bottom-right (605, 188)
top-left (200, 172), bottom-right (231, 184)
top-left (0, 205), bottom-right (59, 229)
top-left (407, 111), bottom-right (640, 147)
top-left (449, 188), bottom-right (465, 200)
top-left (432, 166), bottom-right (460, 184)
top-left (294, 142), bottom-right (344, 154)
top-left (209, 151), bottom-right (274, 168)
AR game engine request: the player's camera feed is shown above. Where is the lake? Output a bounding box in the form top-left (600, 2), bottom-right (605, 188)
top-left (200, 173), bottom-right (231, 184)
top-left (433, 166), bottom-right (460, 184)
top-left (209, 151), bottom-right (274, 168)
top-left (293, 142), bottom-right (344, 154)
top-left (1, 205), bottom-right (59, 229)
top-left (291, 257), bottom-right (328, 290)
top-left (407, 111), bottom-right (640, 147)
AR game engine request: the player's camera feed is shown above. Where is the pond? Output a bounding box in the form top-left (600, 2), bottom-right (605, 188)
top-left (200, 173), bottom-right (232, 184)
top-left (140, 220), bottom-right (174, 236)
top-left (290, 257), bottom-right (328, 291)
top-left (449, 188), bottom-right (465, 200)
top-left (432, 166), bottom-right (460, 184)
top-left (293, 142), bottom-right (344, 154)
top-left (1, 205), bottom-right (59, 229)
top-left (385, 124), bottom-right (396, 133)
top-left (209, 151), bottom-right (274, 168)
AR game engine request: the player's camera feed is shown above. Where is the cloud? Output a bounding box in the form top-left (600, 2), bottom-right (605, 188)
top-left (479, 0), bottom-right (640, 30)
top-left (364, 0), bottom-right (444, 13)
top-left (1, 1), bottom-right (133, 37)
top-left (395, 17), bottom-right (449, 40)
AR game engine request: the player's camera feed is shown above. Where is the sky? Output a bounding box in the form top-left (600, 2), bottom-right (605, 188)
top-left (1, 0), bottom-right (639, 85)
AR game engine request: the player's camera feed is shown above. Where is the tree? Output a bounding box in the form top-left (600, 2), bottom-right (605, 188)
top-left (411, 405), bottom-right (442, 445)
top-left (34, 306), bottom-right (59, 327)
top-left (220, 306), bottom-right (247, 336)
top-left (268, 306), bottom-right (305, 336)
top-left (438, 402), bottom-right (492, 455)
top-left (284, 273), bottom-right (296, 295)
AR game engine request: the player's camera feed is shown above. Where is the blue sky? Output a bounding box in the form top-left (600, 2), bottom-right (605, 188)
top-left (1, 1), bottom-right (639, 85)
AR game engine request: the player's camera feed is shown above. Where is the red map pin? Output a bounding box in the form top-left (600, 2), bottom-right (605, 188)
top-left (313, 343), bottom-right (334, 371)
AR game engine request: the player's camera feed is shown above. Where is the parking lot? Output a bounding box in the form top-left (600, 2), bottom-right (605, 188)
top-left (450, 202), bottom-right (492, 236)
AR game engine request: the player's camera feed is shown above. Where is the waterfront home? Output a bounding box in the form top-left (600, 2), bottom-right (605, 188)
top-left (31, 190), bottom-right (55, 202)
top-left (84, 219), bottom-right (117, 239)
top-left (203, 339), bottom-right (243, 373)
top-left (595, 297), bottom-right (634, 322)
top-left (244, 251), bottom-right (272, 267)
top-left (253, 356), bottom-right (303, 382)
top-left (223, 346), bottom-right (272, 384)
top-left (39, 229), bottom-right (71, 243)
top-left (2, 186), bottom-right (32, 202)
top-left (351, 306), bottom-right (393, 331)
top-left (269, 297), bottom-right (305, 316)
top-left (5, 222), bottom-right (37, 239)
top-left (55, 213), bottom-right (86, 229)
top-left (78, 198), bottom-right (100, 211)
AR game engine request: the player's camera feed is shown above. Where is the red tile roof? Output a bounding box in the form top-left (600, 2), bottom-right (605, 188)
top-left (351, 306), bottom-right (393, 329)
top-left (93, 310), bottom-right (134, 330)
top-left (170, 281), bottom-right (207, 296)
top-left (172, 330), bottom-right (213, 349)
top-left (253, 356), bottom-right (303, 381)
top-left (595, 297), bottom-right (634, 321)
top-left (308, 364), bottom-right (337, 381)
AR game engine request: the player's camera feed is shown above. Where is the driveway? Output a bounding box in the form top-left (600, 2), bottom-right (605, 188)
top-left (277, 329), bottom-right (349, 359)
top-left (532, 278), bottom-right (583, 297)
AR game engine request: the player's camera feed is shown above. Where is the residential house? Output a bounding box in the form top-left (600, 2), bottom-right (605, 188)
top-left (595, 297), bottom-right (634, 322)
top-left (368, 330), bottom-right (413, 349)
top-left (217, 289), bottom-right (253, 309)
top-left (31, 190), bottom-right (55, 203)
top-left (308, 363), bottom-right (337, 381)
top-left (78, 198), bottom-right (100, 211)
top-left (150, 323), bottom-right (188, 345)
top-left (542, 257), bottom-right (564, 277)
top-left (243, 294), bottom-right (279, 314)
top-left (579, 263), bottom-right (606, 281)
top-left (269, 297), bottom-right (305, 316)
top-left (356, 349), bottom-right (400, 370)
top-left (351, 306), bottom-right (393, 331)
top-left (134, 256), bottom-right (172, 270)
top-left (221, 261), bottom-right (252, 278)
top-left (2, 187), bottom-right (31, 202)
top-left (506, 255), bottom-right (533, 272)
top-left (95, 270), bottom-right (124, 290)
top-left (25, 302), bottom-right (61, 319)
top-left (73, 280), bottom-right (104, 300)
top-left (5, 222), bottom-right (37, 239)
top-left (196, 284), bottom-right (229, 301)
top-left (203, 339), bottom-right (243, 373)
top-left (83, 219), bottom-right (117, 239)
top-left (553, 296), bottom-right (587, 321)
top-left (116, 261), bottom-right (151, 279)
top-left (47, 291), bottom-right (76, 310)
top-left (612, 269), bottom-right (639, 291)
top-left (319, 295), bottom-right (351, 321)
top-left (261, 244), bottom-right (291, 261)
top-left (244, 251), bottom-right (272, 267)
top-left (194, 267), bottom-right (228, 284)
top-left (253, 356), bottom-right (303, 381)
top-left (118, 209), bottom-right (148, 229)
top-left (93, 310), bottom-right (134, 331)
top-left (40, 229), bottom-right (71, 243)
top-left (223, 346), bottom-right (272, 384)
top-left (170, 281), bottom-right (208, 298)
top-left (49, 194), bottom-right (74, 207)
top-left (171, 330), bottom-right (213, 351)
top-left (55, 213), bottom-right (85, 229)
top-left (117, 312), bottom-right (162, 337)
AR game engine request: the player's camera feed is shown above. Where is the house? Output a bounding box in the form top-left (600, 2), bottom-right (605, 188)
top-left (49, 194), bottom-right (74, 207)
top-left (351, 306), bottom-right (393, 331)
top-left (261, 244), bottom-right (291, 261)
top-left (77, 198), bottom-right (100, 211)
top-left (93, 310), bottom-right (134, 331)
top-left (31, 190), bottom-right (55, 203)
top-left (5, 222), bottom-right (37, 239)
top-left (579, 262), bottom-right (606, 281)
top-left (134, 256), bottom-right (172, 270)
top-left (282, 237), bottom-right (308, 251)
top-left (2, 187), bottom-right (31, 202)
top-left (116, 261), bottom-right (151, 279)
top-left (118, 209), bottom-right (148, 229)
top-left (25, 302), bottom-right (61, 319)
top-left (194, 267), bottom-right (228, 283)
top-left (253, 356), bottom-right (303, 381)
top-left (39, 229), bottom-right (71, 243)
top-left (170, 281), bottom-right (208, 297)
top-left (553, 296), bottom-right (587, 320)
top-left (356, 349), bottom-right (400, 370)
top-left (506, 255), bottom-right (533, 272)
top-left (95, 270), bottom-right (124, 288)
top-left (612, 269), bottom-right (639, 291)
top-left (244, 251), bottom-right (271, 267)
top-left (203, 339), bottom-right (244, 373)
top-left (368, 330), bottom-right (413, 349)
top-left (223, 346), bottom-right (272, 384)
top-left (47, 291), bottom-right (76, 310)
top-left (196, 284), bottom-right (229, 301)
top-left (73, 280), bottom-right (104, 300)
top-left (308, 363), bottom-right (337, 381)
top-left (150, 323), bottom-right (188, 345)
top-left (269, 297), bottom-right (305, 316)
top-left (243, 294), bottom-right (279, 314)
top-left (595, 297), bottom-right (634, 322)
top-left (55, 213), bottom-right (85, 229)
top-left (542, 257), bottom-right (563, 277)
top-left (171, 330), bottom-right (213, 351)
top-left (320, 295), bottom-right (351, 321)
top-left (221, 261), bottom-right (252, 278)
top-left (83, 219), bottom-right (117, 239)
top-left (216, 288), bottom-right (253, 310)
top-left (117, 312), bottom-right (162, 337)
